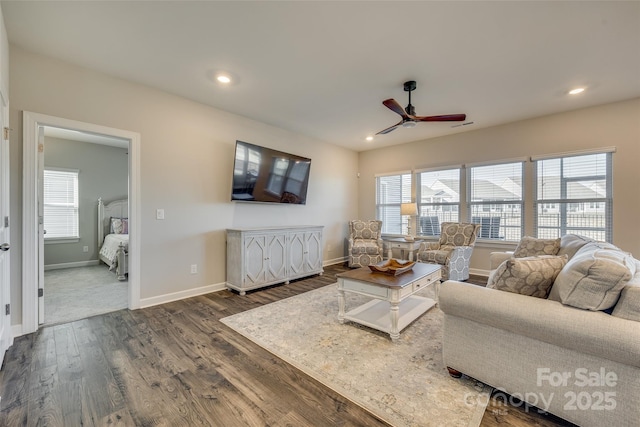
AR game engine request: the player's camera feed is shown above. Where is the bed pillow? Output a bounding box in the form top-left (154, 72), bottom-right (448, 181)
top-left (513, 236), bottom-right (561, 258)
top-left (110, 217), bottom-right (129, 234)
top-left (487, 255), bottom-right (568, 298)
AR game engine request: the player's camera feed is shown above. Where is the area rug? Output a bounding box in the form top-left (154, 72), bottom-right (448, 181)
top-left (221, 283), bottom-right (490, 427)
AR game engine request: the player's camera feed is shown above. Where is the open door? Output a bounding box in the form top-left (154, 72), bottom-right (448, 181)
top-left (0, 91), bottom-right (12, 362)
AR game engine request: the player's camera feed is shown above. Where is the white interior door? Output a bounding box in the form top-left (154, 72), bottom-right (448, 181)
top-left (0, 92), bottom-right (12, 362)
top-left (37, 126), bottom-right (44, 324)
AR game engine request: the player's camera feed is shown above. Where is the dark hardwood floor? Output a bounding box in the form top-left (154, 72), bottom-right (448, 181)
top-left (0, 264), bottom-right (572, 427)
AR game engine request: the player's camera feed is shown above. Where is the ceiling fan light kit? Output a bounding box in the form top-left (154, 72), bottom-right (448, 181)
top-left (376, 80), bottom-right (467, 135)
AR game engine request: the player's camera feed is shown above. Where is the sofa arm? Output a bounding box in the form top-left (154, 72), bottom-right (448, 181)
top-left (439, 281), bottom-right (640, 368)
top-left (489, 251), bottom-right (514, 270)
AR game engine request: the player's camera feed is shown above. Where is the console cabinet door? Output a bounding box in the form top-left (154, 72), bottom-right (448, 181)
top-left (244, 233), bottom-right (287, 286)
top-left (288, 232), bottom-right (306, 277)
top-left (264, 233), bottom-right (287, 282)
top-left (244, 234), bottom-right (268, 286)
top-left (304, 230), bottom-right (323, 273)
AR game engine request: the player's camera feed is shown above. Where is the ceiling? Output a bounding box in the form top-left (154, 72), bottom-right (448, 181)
top-left (3, 1), bottom-right (640, 152)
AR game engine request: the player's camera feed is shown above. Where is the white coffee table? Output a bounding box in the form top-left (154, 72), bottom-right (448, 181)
top-left (336, 263), bottom-right (441, 341)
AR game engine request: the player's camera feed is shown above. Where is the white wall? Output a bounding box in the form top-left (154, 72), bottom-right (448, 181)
top-left (9, 46), bottom-right (358, 325)
top-left (358, 98), bottom-right (640, 272)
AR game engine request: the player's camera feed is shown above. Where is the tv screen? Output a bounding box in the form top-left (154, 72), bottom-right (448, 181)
top-left (231, 140), bottom-right (312, 204)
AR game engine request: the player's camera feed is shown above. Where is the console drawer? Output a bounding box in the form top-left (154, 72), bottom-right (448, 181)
top-left (341, 279), bottom-right (389, 298)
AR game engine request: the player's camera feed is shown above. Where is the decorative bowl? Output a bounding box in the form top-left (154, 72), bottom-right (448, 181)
top-left (369, 259), bottom-right (416, 276)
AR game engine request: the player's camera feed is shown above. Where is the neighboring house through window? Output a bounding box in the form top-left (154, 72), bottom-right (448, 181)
top-left (43, 168), bottom-right (79, 240)
top-left (416, 167), bottom-right (461, 236)
top-left (534, 150), bottom-right (613, 242)
top-left (468, 161), bottom-right (524, 241)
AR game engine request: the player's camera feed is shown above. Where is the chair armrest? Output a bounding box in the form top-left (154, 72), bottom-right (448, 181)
top-left (489, 251), bottom-right (514, 270)
top-left (377, 238), bottom-right (384, 252)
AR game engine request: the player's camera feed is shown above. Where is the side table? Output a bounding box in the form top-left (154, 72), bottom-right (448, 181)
top-left (383, 237), bottom-right (421, 261)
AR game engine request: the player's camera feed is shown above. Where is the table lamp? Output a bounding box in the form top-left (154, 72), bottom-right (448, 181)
top-left (400, 202), bottom-right (418, 239)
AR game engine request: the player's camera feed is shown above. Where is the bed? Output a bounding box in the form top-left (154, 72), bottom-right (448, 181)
top-left (98, 198), bottom-right (129, 281)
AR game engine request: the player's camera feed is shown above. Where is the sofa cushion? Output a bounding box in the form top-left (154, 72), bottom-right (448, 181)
top-left (550, 247), bottom-right (633, 310)
top-left (557, 234), bottom-right (594, 259)
top-left (351, 240), bottom-right (381, 255)
top-left (513, 236), bottom-right (561, 258)
top-left (487, 255), bottom-right (568, 298)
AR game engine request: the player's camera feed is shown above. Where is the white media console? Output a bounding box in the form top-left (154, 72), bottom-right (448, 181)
top-left (226, 226), bottom-right (324, 295)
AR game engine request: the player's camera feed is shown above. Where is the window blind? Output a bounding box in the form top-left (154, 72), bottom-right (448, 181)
top-left (534, 152), bottom-right (612, 242)
top-left (416, 168), bottom-right (460, 236)
top-left (376, 173), bottom-right (411, 235)
top-left (44, 169), bottom-right (79, 239)
top-left (468, 161), bottom-right (523, 241)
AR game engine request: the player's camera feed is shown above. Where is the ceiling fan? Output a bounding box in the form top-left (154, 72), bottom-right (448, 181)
top-left (376, 80), bottom-right (466, 135)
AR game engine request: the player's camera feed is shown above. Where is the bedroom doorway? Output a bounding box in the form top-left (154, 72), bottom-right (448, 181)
top-left (22, 112), bottom-right (141, 335)
top-left (40, 127), bottom-right (130, 325)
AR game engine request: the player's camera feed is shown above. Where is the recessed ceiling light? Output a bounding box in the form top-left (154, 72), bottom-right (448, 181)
top-left (216, 74), bottom-right (232, 84)
top-left (569, 87), bottom-right (585, 95)
top-left (366, 135), bottom-right (374, 141)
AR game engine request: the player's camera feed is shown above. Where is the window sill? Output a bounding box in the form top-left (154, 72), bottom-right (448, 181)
top-left (44, 238), bottom-right (80, 245)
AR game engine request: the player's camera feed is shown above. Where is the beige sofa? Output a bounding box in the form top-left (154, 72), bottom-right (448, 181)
top-left (438, 235), bottom-right (640, 427)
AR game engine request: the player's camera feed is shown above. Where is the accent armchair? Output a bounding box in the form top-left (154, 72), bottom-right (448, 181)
top-left (348, 220), bottom-right (384, 268)
top-left (416, 222), bottom-right (481, 281)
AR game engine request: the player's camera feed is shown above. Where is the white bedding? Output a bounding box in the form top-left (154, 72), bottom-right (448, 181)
top-left (99, 234), bottom-right (129, 268)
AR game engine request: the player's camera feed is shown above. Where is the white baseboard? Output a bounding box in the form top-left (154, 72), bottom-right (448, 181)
top-left (139, 282), bottom-right (227, 309)
top-left (12, 323), bottom-right (24, 338)
top-left (323, 256), bottom-right (347, 267)
top-left (44, 260), bottom-right (100, 271)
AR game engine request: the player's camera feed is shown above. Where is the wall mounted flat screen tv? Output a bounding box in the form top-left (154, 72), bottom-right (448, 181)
top-left (231, 140), bottom-right (312, 205)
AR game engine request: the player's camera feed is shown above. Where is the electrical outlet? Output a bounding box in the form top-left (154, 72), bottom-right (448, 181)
top-left (190, 264), bottom-right (198, 274)
top-left (83, 246), bottom-right (89, 253)
top-left (327, 244), bottom-right (332, 253)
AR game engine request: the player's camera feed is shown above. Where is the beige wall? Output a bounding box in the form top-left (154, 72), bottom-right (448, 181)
top-left (358, 98), bottom-right (640, 272)
top-left (9, 46), bottom-right (358, 325)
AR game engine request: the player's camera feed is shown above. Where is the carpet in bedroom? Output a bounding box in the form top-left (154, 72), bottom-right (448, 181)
top-left (44, 265), bottom-right (128, 325)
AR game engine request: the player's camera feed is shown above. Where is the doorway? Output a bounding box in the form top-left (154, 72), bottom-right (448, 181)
top-left (41, 127), bottom-right (129, 325)
top-left (22, 112), bottom-right (141, 335)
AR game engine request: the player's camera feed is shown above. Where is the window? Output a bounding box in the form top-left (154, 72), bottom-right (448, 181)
top-left (468, 161), bottom-right (524, 241)
top-left (43, 169), bottom-right (79, 240)
top-left (416, 168), bottom-right (460, 236)
top-left (534, 152), bottom-right (612, 242)
top-left (376, 172), bottom-right (411, 235)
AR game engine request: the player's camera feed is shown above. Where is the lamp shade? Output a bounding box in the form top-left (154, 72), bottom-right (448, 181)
top-left (400, 202), bottom-right (417, 216)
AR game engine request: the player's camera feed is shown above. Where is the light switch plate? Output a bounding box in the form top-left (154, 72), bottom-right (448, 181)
top-left (156, 209), bottom-right (165, 220)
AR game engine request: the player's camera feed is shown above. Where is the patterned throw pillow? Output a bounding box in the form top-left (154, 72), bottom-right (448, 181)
top-left (487, 255), bottom-right (568, 298)
top-left (110, 217), bottom-right (129, 234)
top-left (513, 236), bottom-right (561, 258)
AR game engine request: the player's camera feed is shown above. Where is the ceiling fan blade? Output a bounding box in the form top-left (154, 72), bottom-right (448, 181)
top-left (382, 99), bottom-right (410, 119)
top-left (376, 120), bottom-right (403, 135)
top-left (414, 114), bottom-right (467, 122)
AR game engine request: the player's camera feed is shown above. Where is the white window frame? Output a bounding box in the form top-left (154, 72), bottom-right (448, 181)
top-left (533, 150), bottom-right (613, 242)
top-left (43, 167), bottom-right (80, 242)
top-left (467, 160), bottom-right (524, 242)
top-left (375, 171), bottom-right (412, 235)
top-left (415, 166), bottom-right (461, 237)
